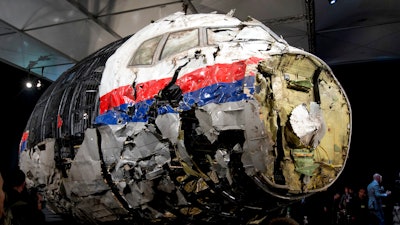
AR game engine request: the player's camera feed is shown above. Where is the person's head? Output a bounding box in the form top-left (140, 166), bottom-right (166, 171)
top-left (9, 169), bottom-right (26, 192)
top-left (268, 217), bottom-right (300, 225)
top-left (357, 188), bottom-right (366, 198)
top-left (373, 173), bottom-right (382, 183)
top-left (333, 192), bottom-right (341, 200)
top-left (344, 186), bottom-right (353, 194)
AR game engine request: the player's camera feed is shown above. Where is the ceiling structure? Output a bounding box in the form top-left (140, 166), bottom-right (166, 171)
top-left (0, 0), bottom-right (399, 82)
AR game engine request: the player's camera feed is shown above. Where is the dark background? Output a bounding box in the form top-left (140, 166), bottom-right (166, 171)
top-left (2, 62), bottom-right (52, 175)
top-left (1, 58), bottom-right (399, 198)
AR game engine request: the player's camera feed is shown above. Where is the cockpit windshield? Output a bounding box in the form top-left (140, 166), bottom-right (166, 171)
top-left (129, 25), bottom-right (275, 66)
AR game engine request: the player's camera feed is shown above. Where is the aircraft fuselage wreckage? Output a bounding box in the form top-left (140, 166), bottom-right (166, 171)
top-left (19, 11), bottom-right (352, 225)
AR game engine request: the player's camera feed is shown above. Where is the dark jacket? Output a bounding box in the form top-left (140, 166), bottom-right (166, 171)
top-left (4, 188), bottom-right (45, 225)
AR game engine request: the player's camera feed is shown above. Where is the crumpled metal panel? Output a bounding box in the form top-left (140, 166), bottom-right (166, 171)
top-left (98, 123), bottom-right (147, 165)
top-left (63, 129), bottom-right (108, 198)
top-left (20, 129), bottom-right (130, 223)
top-left (241, 100), bottom-right (271, 176)
top-left (155, 113), bottom-right (180, 144)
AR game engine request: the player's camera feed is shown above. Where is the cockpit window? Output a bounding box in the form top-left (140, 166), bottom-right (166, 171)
top-left (235, 26), bottom-right (275, 41)
top-left (207, 26), bottom-right (275, 44)
top-left (207, 28), bottom-right (241, 44)
top-left (129, 26), bottom-right (276, 67)
top-left (130, 35), bottom-right (162, 65)
top-left (160, 29), bottom-right (199, 60)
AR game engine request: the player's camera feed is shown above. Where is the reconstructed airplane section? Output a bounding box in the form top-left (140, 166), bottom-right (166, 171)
top-left (19, 11), bottom-right (352, 225)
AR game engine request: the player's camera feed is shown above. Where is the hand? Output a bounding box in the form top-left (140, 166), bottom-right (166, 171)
top-left (386, 190), bottom-right (391, 195)
top-left (36, 193), bottom-right (44, 210)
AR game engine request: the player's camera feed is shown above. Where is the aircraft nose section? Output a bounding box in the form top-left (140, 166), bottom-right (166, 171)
top-left (244, 54), bottom-right (351, 199)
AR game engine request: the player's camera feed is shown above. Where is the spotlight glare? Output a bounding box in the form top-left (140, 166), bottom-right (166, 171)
top-left (26, 81), bottom-right (33, 88)
top-left (329, 0), bottom-right (337, 5)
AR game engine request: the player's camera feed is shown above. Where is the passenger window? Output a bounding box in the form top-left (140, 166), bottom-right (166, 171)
top-left (130, 35), bottom-right (162, 65)
top-left (160, 29), bottom-right (199, 60)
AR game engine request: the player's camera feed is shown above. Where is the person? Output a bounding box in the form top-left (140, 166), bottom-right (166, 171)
top-left (3, 168), bottom-right (45, 225)
top-left (352, 187), bottom-right (370, 225)
top-left (393, 203), bottom-right (400, 225)
top-left (0, 172), bottom-right (5, 223)
top-left (339, 185), bottom-right (355, 222)
top-left (323, 191), bottom-right (342, 225)
top-left (368, 173), bottom-right (392, 225)
top-left (394, 171), bottom-right (400, 205)
top-left (268, 217), bottom-right (300, 225)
